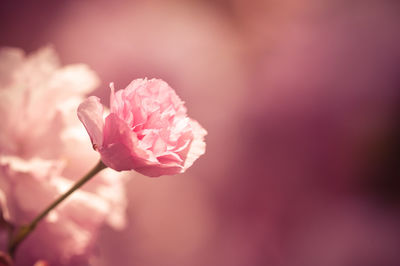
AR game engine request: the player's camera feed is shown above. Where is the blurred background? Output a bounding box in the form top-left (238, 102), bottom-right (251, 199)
top-left (1, 0), bottom-right (400, 265)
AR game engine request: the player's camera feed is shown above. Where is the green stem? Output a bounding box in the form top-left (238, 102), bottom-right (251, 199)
top-left (8, 160), bottom-right (107, 256)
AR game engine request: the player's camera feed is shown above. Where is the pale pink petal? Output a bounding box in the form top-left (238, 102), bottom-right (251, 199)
top-left (99, 142), bottom-right (136, 171)
top-left (138, 130), bottom-right (158, 150)
top-left (182, 119), bottom-right (207, 171)
top-left (109, 82), bottom-right (117, 114)
top-left (51, 176), bottom-right (109, 227)
top-left (152, 136), bottom-right (167, 156)
top-left (157, 152), bottom-right (183, 164)
top-left (48, 64), bottom-right (99, 96)
top-left (101, 114), bottom-right (155, 171)
top-left (77, 96), bottom-right (104, 148)
top-left (0, 47), bottom-right (24, 87)
top-left (135, 163), bottom-right (183, 177)
top-left (15, 174), bottom-right (58, 214)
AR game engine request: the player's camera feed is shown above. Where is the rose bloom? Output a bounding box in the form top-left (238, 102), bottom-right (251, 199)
top-left (78, 79), bottom-right (207, 177)
top-left (0, 47), bottom-right (127, 266)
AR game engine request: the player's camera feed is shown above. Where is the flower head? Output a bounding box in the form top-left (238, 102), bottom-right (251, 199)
top-left (78, 78), bottom-right (207, 177)
top-left (0, 46), bottom-right (127, 265)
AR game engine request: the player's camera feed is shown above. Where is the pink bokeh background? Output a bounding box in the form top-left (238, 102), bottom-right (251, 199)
top-left (2, 0), bottom-right (400, 265)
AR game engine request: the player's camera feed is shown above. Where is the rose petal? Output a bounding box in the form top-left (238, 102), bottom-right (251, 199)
top-left (77, 96), bottom-right (104, 148)
top-left (182, 119), bottom-right (207, 171)
top-left (101, 114), bottom-right (156, 171)
top-left (136, 163), bottom-right (183, 177)
top-left (157, 151), bottom-right (183, 164)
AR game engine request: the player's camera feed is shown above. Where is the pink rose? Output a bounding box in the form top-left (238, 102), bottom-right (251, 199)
top-left (78, 78), bottom-right (207, 177)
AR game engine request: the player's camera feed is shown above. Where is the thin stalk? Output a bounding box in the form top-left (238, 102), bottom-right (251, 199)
top-left (8, 160), bottom-right (107, 256)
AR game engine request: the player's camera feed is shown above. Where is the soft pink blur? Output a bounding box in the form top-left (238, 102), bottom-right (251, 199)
top-left (0, 47), bottom-right (127, 266)
top-left (1, 0), bottom-right (400, 265)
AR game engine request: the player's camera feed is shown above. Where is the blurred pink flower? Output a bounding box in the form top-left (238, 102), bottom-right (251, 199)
top-left (78, 79), bottom-right (207, 177)
top-left (0, 46), bottom-right (127, 265)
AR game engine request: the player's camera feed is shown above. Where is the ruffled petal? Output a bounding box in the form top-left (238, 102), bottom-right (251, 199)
top-left (182, 119), bottom-right (207, 171)
top-left (135, 163), bottom-right (183, 177)
top-left (77, 96), bottom-right (104, 148)
top-left (101, 114), bottom-right (156, 171)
